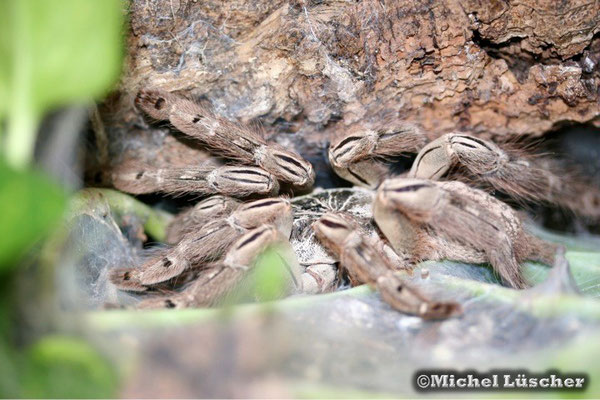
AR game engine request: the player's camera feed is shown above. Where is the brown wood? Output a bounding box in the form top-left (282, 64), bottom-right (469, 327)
top-left (97, 0), bottom-right (600, 182)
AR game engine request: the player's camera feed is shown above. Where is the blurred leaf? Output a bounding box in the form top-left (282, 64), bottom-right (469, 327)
top-left (0, 0), bottom-right (124, 167)
top-left (22, 335), bottom-right (118, 398)
top-left (524, 252), bottom-right (600, 297)
top-left (249, 245), bottom-right (294, 302)
top-left (69, 188), bottom-right (173, 242)
top-left (0, 162), bottom-right (66, 270)
top-left (1, 0), bottom-right (124, 111)
top-left (0, 14), bottom-right (7, 118)
top-left (0, 334), bottom-right (20, 398)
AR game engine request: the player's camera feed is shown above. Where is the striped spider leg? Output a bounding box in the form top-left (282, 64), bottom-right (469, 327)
top-left (165, 195), bottom-right (241, 244)
top-left (374, 178), bottom-right (559, 289)
top-left (328, 124), bottom-right (427, 188)
top-left (409, 133), bottom-right (600, 219)
top-left (312, 212), bottom-right (462, 319)
top-left (109, 197), bottom-right (293, 290)
top-left (135, 90), bottom-right (315, 190)
top-left (112, 161), bottom-right (279, 198)
top-left (301, 263), bottom-right (339, 295)
top-left (137, 224), bottom-right (303, 309)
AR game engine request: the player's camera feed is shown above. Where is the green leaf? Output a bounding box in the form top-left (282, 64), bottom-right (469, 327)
top-left (524, 252), bottom-right (600, 297)
top-left (22, 335), bottom-right (119, 398)
top-left (249, 245), bottom-right (295, 302)
top-left (0, 0), bottom-right (124, 167)
top-left (69, 188), bottom-right (173, 242)
top-left (0, 162), bottom-right (66, 270)
top-left (0, 333), bottom-right (21, 398)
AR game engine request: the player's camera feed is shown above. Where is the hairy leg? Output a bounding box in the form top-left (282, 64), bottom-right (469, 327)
top-left (375, 178), bottom-right (543, 289)
top-left (136, 89), bottom-right (315, 189)
top-left (165, 195), bottom-right (241, 244)
top-left (137, 225), bottom-right (302, 309)
top-left (410, 133), bottom-right (600, 219)
top-left (328, 124), bottom-right (427, 187)
top-left (110, 197), bottom-right (293, 288)
top-left (313, 212), bottom-right (461, 318)
top-left (112, 162), bottom-right (279, 197)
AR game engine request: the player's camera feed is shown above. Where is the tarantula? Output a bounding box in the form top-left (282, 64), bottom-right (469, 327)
top-left (108, 89), bottom-right (579, 319)
top-left (112, 89), bottom-right (315, 198)
top-left (329, 128), bottom-right (600, 219)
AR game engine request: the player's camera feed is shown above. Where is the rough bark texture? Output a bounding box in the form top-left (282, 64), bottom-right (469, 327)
top-left (97, 0), bottom-right (600, 186)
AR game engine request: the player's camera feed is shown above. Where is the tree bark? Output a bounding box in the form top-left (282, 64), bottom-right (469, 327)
top-left (98, 0), bottom-right (600, 183)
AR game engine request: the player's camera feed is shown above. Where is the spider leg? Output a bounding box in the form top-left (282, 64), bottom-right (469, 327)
top-left (165, 195), bottom-right (241, 244)
top-left (330, 158), bottom-right (388, 189)
top-left (376, 274), bottom-right (462, 320)
top-left (375, 178), bottom-right (535, 289)
top-left (408, 134), bottom-right (454, 180)
top-left (110, 197), bottom-right (294, 288)
top-left (136, 264), bottom-right (244, 309)
top-left (107, 268), bottom-right (149, 292)
top-left (373, 183), bottom-right (424, 258)
top-left (487, 238), bottom-right (528, 289)
top-left (136, 89), bottom-right (315, 189)
top-left (313, 212), bottom-right (461, 318)
top-left (521, 232), bottom-right (560, 266)
top-left (312, 212), bottom-right (389, 285)
top-left (411, 133), bottom-right (600, 219)
top-left (137, 222), bottom-right (231, 286)
top-left (300, 263), bottom-right (338, 294)
top-left (112, 162), bottom-right (279, 197)
top-left (328, 124), bottom-right (427, 188)
top-left (137, 225), bottom-right (302, 309)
